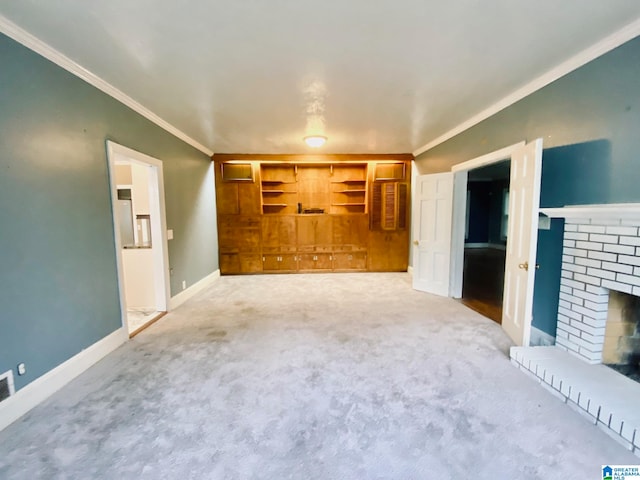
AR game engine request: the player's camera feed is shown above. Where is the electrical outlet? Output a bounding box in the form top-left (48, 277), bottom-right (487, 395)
top-left (17, 363), bottom-right (26, 376)
top-left (182, 280), bottom-right (186, 290)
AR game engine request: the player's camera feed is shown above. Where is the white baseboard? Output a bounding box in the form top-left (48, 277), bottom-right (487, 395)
top-left (407, 266), bottom-right (413, 276)
top-left (0, 327), bottom-right (128, 432)
top-left (169, 269), bottom-right (220, 310)
top-left (529, 326), bottom-right (556, 347)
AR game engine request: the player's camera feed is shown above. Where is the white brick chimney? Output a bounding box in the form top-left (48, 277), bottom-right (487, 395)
top-left (540, 204), bottom-right (640, 364)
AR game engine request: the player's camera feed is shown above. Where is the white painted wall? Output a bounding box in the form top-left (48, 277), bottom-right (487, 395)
top-left (131, 162), bottom-right (151, 215)
top-left (121, 248), bottom-right (156, 309)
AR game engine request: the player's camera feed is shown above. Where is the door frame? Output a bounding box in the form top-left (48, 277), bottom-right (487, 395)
top-left (449, 141), bottom-right (525, 298)
top-left (106, 141), bottom-right (171, 333)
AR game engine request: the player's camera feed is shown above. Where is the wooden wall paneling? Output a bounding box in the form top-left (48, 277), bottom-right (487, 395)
top-left (333, 252), bottom-right (367, 271)
top-left (368, 230), bottom-right (409, 271)
top-left (297, 215), bottom-right (332, 251)
top-left (332, 214), bottom-right (368, 249)
top-left (216, 182), bottom-right (239, 215)
top-left (238, 182), bottom-right (262, 215)
top-left (298, 252), bottom-right (333, 271)
top-left (297, 165), bottom-right (331, 213)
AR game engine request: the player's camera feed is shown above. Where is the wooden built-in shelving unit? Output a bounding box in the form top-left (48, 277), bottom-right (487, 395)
top-left (213, 154), bottom-right (412, 274)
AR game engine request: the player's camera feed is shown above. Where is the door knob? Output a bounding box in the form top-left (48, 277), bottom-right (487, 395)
top-left (518, 262), bottom-right (540, 271)
top-left (413, 240), bottom-right (419, 246)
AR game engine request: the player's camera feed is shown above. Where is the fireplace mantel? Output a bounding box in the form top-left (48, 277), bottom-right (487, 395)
top-left (540, 203), bottom-right (640, 220)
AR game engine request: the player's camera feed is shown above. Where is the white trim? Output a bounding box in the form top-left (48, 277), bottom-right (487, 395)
top-left (450, 170), bottom-right (468, 298)
top-left (450, 142), bottom-right (524, 298)
top-left (0, 328), bottom-right (127, 432)
top-left (451, 142), bottom-right (523, 172)
top-left (540, 203), bottom-right (640, 220)
top-left (169, 269), bottom-right (221, 310)
top-left (413, 18), bottom-right (640, 157)
top-left (0, 15), bottom-right (213, 157)
top-left (407, 265), bottom-right (413, 276)
top-left (106, 141), bottom-right (172, 333)
top-left (529, 326), bottom-right (556, 347)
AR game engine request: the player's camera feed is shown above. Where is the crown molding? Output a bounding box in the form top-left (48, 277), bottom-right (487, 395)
top-left (413, 17), bottom-right (640, 158)
top-left (0, 14), bottom-right (214, 157)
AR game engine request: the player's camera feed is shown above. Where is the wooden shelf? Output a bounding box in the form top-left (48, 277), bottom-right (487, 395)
top-left (332, 203), bottom-right (365, 206)
top-left (335, 189), bottom-right (366, 193)
top-left (333, 180), bottom-right (366, 184)
top-left (261, 190), bottom-right (286, 194)
top-left (263, 203), bottom-right (288, 207)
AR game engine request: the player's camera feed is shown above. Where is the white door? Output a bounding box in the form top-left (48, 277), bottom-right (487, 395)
top-left (412, 173), bottom-right (454, 296)
top-left (502, 139), bottom-right (543, 345)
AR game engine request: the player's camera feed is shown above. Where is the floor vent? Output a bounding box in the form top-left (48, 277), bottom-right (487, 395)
top-left (0, 370), bottom-right (15, 403)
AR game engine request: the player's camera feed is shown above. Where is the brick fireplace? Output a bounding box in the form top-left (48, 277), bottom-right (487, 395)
top-left (555, 215), bottom-right (640, 364)
top-left (510, 204), bottom-right (640, 455)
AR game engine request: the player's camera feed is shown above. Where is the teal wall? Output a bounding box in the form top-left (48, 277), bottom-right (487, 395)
top-left (0, 33), bottom-right (218, 391)
top-left (466, 180), bottom-right (508, 245)
top-left (415, 36), bottom-right (640, 338)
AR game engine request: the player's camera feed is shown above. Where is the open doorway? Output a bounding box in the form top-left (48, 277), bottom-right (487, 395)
top-left (446, 139), bottom-right (542, 346)
top-left (106, 141), bottom-right (170, 337)
top-left (460, 160), bottom-right (511, 323)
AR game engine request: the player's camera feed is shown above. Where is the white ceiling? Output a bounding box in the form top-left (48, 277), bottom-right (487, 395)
top-left (1, 1), bottom-right (640, 155)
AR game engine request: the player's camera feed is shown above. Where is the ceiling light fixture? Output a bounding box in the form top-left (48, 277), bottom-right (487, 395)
top-left (304, 135), bottom-right (327, 148)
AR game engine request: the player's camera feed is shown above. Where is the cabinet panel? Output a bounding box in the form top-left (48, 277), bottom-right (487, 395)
top-left (263, 253), bottom-right (297, 271)
top-left (240, 254), bottom-right (263, 273)
top-left (298, 253), bottom-right (333, 271)
top-left (216, 183), bottom-right (239, 215)
top-left (368, 230), bottom-right (409, 271)
top-left (238, 182), bottom-right (262, 215)
top-left (332, 214), bottom-right (368, 247)
top-left (220, 253), bottom-right (241, 274)
top-left (218, 226), bottom-right (260, 253)
top-left (261, 216), bottom-right (296, 247)
top-left (220, 253), bottom-right (263, 274)
top-left (297, 215), bottom-right (332, 247)
top-left (333, 252), bottom-right (367, 271)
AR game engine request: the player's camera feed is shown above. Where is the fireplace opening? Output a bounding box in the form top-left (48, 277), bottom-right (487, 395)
top-left (603, 290), bottom-right (640, 383)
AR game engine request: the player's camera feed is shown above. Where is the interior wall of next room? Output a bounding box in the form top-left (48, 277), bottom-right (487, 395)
top-left (0, 32), bottom-right (218, 392)
top-left (466, 180), bottom-right (508, 246)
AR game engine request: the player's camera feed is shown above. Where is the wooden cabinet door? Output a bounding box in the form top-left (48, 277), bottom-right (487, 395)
top-left (332, 214), bottom-right (368, 247)
top-left (370, 182), bottom-right (408, 231)
top-left (218, 215), bottom-right (261, 253)
top-left (216, 183), bottom-right (239, 215)
top-left (262, 216), bottom-right (296, 248)
top-left (297, 215), bottom-right (332, 248)
top-left (240, 254), bottom-right (263, 273)
top-left (238, 182), bottom-right (261, 215)
top-left (333, 252), bottom-right (367, 271)
top-left (220, 253), bottom-right (241, 274)
top-left (368, 230), bottom-right (409, 271)
top-left (298, 253), bottom-right (333, 271)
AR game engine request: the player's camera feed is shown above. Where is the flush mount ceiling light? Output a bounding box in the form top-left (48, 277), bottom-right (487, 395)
top-left (304, 135), bottom-right (327, 148)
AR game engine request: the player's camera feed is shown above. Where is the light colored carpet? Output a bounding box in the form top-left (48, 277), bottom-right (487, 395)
top-left (0, 273), bottom-right (636, 479)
